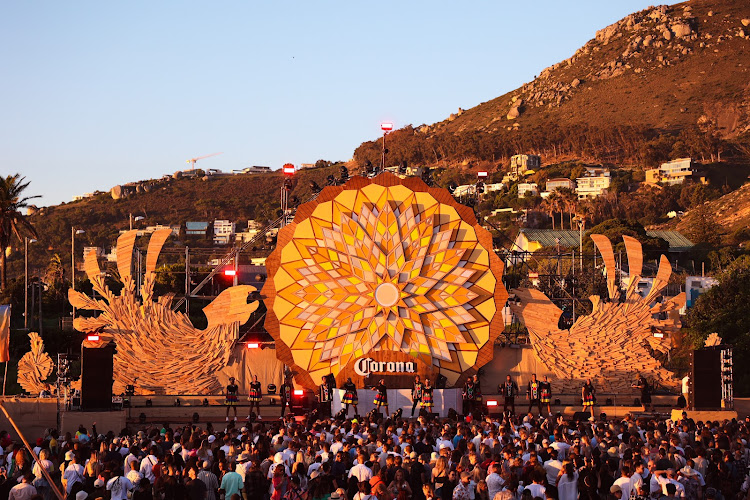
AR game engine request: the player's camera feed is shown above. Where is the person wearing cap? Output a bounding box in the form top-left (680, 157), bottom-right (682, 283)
top-left (609, 483), bottom-right (623, 499)
top-left (196, 461), bottom-right (219, 500)
top-left (225, 377), bottom-right (239, 422)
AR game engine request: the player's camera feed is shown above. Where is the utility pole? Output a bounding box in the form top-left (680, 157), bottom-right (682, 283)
top-left (185, 247), bottom-right (190, 315)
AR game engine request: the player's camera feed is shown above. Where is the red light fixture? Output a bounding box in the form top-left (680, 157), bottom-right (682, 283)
top-left (282, 163), bottom-right (295, 175)
top-left (224, 269), bottom-right (237, 277)
top-left (477, 171), bottom-right (488, 178)
top-left (486, 400), bottom-right (498, 407)
top-left (380, 122), bottom-right (393, 132)
top-left (246, 342), bottom-right (259, 349)
top-left (87, 334), bottom-right (100, 342)
top-left (293, 389), bottom-right (304, 396)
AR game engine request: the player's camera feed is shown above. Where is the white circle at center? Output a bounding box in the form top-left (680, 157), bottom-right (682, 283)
top-left (375, 283), bottom-right (399, 307)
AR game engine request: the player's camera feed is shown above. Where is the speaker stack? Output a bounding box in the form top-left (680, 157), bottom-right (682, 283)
top-left (691, 346), bottom-right (733, 410)
top-left (81, 344), bottom-right (114, 411)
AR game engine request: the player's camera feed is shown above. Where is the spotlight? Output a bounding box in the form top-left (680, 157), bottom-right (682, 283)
top-left (192, 412), bottom-right (199, 424)
top-left (174, 398), bottom-right (181, 407)
top-left (139, 413), bottom-right (147, 424)
top-left (145, 399), bottom-right (153, 407)
top-left (202, 398), bottom-right (209, 407)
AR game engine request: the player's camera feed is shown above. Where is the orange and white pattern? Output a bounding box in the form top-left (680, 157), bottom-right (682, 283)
top-left (266, 174), bottom-right (507, 388)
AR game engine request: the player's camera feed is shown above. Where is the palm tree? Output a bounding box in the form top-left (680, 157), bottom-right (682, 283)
top-left (0, 175), bottom-right (39, 290)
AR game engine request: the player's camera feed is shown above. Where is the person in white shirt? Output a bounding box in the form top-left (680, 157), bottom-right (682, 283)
top-left (106, 475), bottom-right (134, 500)
top-left (557, 463), bottom-right (579, 500)
top-left (139, 446), bottom-right (160, 482)
top-left (485, 463), bottom-right (505, 499)
top-left (543, 450), bottom-right (563, 485)
top-left (612, 466), bottom-right (633, 500)
top-left (525, 471), bottom-right (546, 499)
top-left (349, 454), bottom-right (373, 482)
top-left (9, 474), bottom-right (37, 500)
top-left (63, 456), bottom-right (85, 494)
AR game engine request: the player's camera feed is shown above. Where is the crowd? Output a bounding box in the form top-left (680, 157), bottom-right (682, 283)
top-left (0, 408), bottom-right (748, 500)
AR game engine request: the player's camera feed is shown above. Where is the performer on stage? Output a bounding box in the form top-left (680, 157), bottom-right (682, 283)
top-left (411, 375), bottom-right (423, 417)
top-left (473, 374), bottom-right (483, 410)
top-left (526, 374), bottom-right (543, 415)
top-left (540, 375), bottom-right (552, 416)
top-left (499, 374), bottom-right (519, 417)
top-left (280, 377), bottom-right (293, 417)
top-left (633, 374), bottom-right (653, 412)
top-left (319, 374), bottom-right (334, 418)
top-left (341, 377), bottom-right (358, 417)
top-left (373, 379), bottom-right (389, 415)
top-left (462, 377), bottom-right (476, 416)
top-left (248, 374), bottom-right (262, 418)
top-left (421, 378), bottom-right (434, 413)
top-left (225, 377), bottom-right (239, 422)
top-left (581, 378), bottom-right (596, 417)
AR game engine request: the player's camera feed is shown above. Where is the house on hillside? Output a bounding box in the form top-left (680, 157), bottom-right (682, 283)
top-left (235, 220), bottom-right (262, 243)
top-left (645, 158), bottom-right (701, 186)
top-left (234, 166), bottom-right (272, 174)
top-left (517, 183), bottom-right (539, 198)
top-left (213, 220), bottom-right (236, 245)
top-left (545, 178), bottom-right (575, 192)
top-left (575, 167), bottom-right (611, 199)
top-left (186, 222), bottom-right (210, 237)
top-left (513, 228), bottom-right (694, 254)
top-left (510, 154), bottom-right (541, 178)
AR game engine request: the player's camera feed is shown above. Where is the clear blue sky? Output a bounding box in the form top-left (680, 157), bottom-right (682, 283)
top-left (1, 1), bottom-right (664, 206)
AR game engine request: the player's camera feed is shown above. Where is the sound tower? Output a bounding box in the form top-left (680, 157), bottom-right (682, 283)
top-left (692, 348), bottom-right (721, 410)
top-left (81, 345), bottom-right (114, 411)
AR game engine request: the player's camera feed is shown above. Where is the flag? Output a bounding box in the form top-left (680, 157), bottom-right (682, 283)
top-left (0, 305), bottom-right (10, 362)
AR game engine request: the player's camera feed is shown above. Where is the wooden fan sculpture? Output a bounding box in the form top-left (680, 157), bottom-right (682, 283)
top-left (508, 235), bottom-right (684, 394)
top-left (17, 332), bottom-right (53, 395)
top-left (68, 229), bottom-right (258, 395)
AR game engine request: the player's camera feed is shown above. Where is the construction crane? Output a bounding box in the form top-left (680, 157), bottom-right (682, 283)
top-left (186, 152), bottom-right (223, 168)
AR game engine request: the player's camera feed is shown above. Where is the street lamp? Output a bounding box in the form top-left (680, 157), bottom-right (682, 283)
top-left (380, 122), bottom-right (393, 172)
top-left (24, 238), bottom-right (37, 330)
top-left (129, 214), bottom-right (145, 230)
top-left (71, 227), bottom-right (85, 322)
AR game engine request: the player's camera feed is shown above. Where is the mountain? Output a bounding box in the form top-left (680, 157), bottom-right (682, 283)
top-left (354, 0), bottom-right (750, 168)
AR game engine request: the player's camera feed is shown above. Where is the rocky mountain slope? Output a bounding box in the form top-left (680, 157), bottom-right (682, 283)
top-left (354, 0), bottom-right (750, 169)
top-left (435, 0), bottom-right (750, 138)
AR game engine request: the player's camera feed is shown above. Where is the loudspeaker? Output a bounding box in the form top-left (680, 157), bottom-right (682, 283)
top-left (435, 374), bottom-right (448, 389)
top-left (81, 345), bottom-right (114, 411)
top-left (572, 411), bottom-right (591, 423)
top-left (692, 349), bottom-right (721, 409)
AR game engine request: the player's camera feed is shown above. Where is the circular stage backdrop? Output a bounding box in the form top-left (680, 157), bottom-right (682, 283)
top-left (264, 173), bottom-right (507, 389)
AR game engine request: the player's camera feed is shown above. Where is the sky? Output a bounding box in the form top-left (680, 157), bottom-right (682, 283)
top-left (0, 1), bottom-right (664, 206)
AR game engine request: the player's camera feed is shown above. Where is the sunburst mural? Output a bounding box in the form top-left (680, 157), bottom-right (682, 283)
top-left (264, 173), bottom-right (507, 389)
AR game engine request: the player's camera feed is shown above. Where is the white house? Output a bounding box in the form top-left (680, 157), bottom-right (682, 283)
top-left (575, 168), bottom-right (611, 199)
top-left (213, 220), bottom-right (236, 245)
top-left (517, 183), bottom-right (539, 198)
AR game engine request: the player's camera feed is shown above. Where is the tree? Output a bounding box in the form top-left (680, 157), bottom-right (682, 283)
top-left (0, 175), bottom-right (39, 290)
top-left (685, 255), bottom-right (750, 395)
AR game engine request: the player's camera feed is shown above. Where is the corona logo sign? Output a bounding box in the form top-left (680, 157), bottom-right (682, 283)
top-left (264, 173), bottom-right (507, 389)
top-left (354, 358), bottom-right (416, 377)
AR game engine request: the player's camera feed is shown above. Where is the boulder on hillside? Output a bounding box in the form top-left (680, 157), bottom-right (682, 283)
top-left (671, 22), bottom-right (692, 38)
top-left (742, 19), bottom-right (750, 27)
top-left (571, 78), bottom-right (581, 88)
